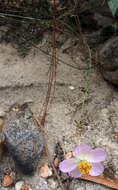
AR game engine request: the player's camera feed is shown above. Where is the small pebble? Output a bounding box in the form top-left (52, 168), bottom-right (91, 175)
top-left (0, 110), bottom-right (6, 118)
top-left (24, 99), bottom-right (33, 104)
top-left (15, 181), bottom-right (24, 190)
top-left (69, 86), bottom-right (75, 90)
top-left (39, 163), bottom-right (52, 178)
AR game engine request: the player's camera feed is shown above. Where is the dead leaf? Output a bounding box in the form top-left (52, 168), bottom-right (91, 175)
top-left (39, 163), bottom-right (52, 178)
top-left (69, 133), bottom-right (75, 137)
top-left (10, 171), bottom-right (16, 181)
top-left (65, 152), bottom-right (72, 159)
top-left (80, 175), bottom-right (118, 190)
top-left (22, 185), bottom-right (32, 190)
top-left (3, 175), bottom-right (13, 187)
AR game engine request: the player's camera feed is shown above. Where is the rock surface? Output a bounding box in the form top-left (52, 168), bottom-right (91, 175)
top-left (3, 106), bottom-right (43, 175)
top-left (99, 36), bottom-right (118, 86)
top-left (0, 35), bottom-right (118, 189)
top-left (70, 180), bottom-right (111, 190)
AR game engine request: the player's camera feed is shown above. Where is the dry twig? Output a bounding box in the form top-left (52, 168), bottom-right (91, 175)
top-left (36, 0), bottom-right (66, 189)
top-left (80, 175), bottom-right (118, 190)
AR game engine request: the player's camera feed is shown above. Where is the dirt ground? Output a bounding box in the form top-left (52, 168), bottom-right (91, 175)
top-left (0, 32), bottom-right (118, 190)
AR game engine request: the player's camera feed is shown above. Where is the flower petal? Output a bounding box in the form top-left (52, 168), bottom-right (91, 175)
top-left (69, 167), bottom-right (82, 178)
top-left (73, 144), bottom-right (91, 158)
top-left (86, 149), bottom-right (106, 163)
top-left (59, 158), bottom-right (78, 173)
top-left (90, 162), bottom-right (104, 176)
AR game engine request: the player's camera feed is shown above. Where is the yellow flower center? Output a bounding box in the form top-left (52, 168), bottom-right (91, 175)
top-left (78, 161), bottom-right (92, 175)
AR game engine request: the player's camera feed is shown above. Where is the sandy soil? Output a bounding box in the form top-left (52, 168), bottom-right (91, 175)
top-left (0, 33), bottom-right (118, 190)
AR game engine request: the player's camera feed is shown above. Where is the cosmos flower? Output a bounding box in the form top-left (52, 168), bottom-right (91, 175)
top-left (59, 144), bottom-right (106, 178)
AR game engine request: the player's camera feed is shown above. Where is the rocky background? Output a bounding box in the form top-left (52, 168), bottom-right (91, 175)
top-left (0, 0), bottom-right (118, 190)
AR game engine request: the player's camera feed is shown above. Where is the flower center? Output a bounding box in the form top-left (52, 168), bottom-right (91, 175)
top-left (78, 161), bottom-right (92, 175)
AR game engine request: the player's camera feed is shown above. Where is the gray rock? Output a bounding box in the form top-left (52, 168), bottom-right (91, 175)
top-left (24, 175), bottom-right (49, 190)
top-left (89, 0), bottom-right (112, 17)
top-left (93, 13), bottom-right (114, 28)
top-left (99, 37), bottom-right (118, 86)
top-left (3, 109), bottom-right (43, 175)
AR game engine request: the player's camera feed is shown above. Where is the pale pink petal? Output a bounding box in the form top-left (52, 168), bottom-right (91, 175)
top-left (86, 149), bottom-right (106, 163)
top-left (59, 158), bottom-right (78, 173)
top-left (90, 162), bottom-right (104, 176)
top-left (73, 144), bottom-right (91, 158)
top-left (69, 167), bottom-right (82, 178)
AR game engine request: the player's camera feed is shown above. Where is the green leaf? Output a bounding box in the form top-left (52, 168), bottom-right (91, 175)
top-left (108, 0), bottom-right (118, 16)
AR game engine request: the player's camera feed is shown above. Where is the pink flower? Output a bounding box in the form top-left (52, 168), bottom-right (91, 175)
top-left (59, 144), bottom-right (106, 178)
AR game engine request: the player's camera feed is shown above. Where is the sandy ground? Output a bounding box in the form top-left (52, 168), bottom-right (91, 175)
top-left (0, 35), bottom-right (118, 190)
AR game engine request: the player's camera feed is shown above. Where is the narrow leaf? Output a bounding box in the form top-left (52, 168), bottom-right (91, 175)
top-left (108, 0), bottom-right (118, 16)
top-left (80, 175), bottom-right (118, 190)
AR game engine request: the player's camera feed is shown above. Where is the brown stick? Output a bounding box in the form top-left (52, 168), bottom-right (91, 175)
top-left (41, 0), bottom-right (57, 126)
top-left (37, 0), bottom-right (66, 189)
top-left (80, 175), bottom-right (118, 190)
